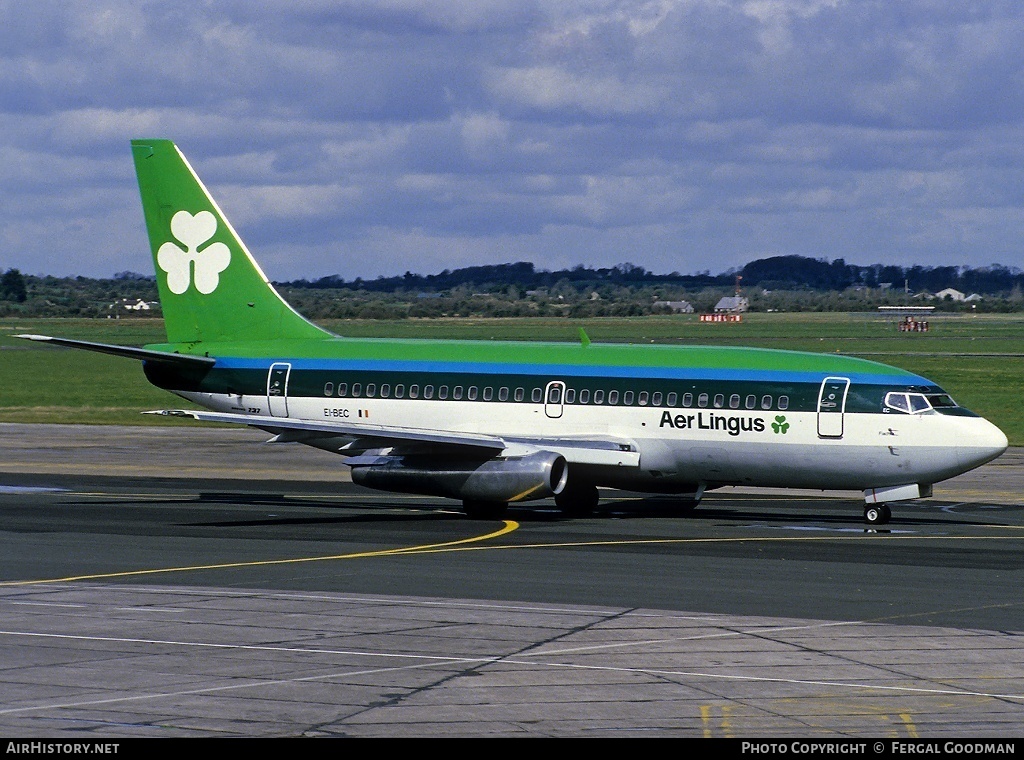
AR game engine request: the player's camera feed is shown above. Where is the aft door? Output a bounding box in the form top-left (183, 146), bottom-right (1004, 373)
top-left (817, 376), bottom-right (850, 438)
top-left (267, 363), bottom-right (291, 417)
top-left (544, 380), bottom-right (565, 419)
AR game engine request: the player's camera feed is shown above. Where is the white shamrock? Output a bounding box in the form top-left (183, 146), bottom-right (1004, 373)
top-left (157, 210), bottom-right (231, 294)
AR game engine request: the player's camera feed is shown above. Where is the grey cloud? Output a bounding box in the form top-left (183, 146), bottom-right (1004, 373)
top-left (0, 0), bottom-right (1021, 280)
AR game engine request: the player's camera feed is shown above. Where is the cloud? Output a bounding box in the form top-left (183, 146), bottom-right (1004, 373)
top-left (0, 0), bottom-right (1022, 280)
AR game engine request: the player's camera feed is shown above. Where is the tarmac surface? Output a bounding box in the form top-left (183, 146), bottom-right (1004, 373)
top-left (0, 423), bottom-right (1022, 739)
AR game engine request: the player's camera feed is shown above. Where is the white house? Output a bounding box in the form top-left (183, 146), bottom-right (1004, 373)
top-left (714, 296), bottom-right (748, 313)
top-left (113, 298), bottom-right (156, 311)
top-left (653, 300), bottom-right (694, 313)
top-left (935, 288), bottom-right (966, 301)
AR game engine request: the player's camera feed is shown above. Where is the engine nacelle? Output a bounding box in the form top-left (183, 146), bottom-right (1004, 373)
top-left (349, 450), bottom-right (568, 503)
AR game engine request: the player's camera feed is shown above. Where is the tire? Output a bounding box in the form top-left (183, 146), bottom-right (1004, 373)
top-left (864, 503), bottom-right (891, 526)
top-left (554, 482), bottom-right (600, 518)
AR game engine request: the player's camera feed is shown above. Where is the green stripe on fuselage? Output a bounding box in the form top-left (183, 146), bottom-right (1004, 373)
top-left (141, 336), bottom-right (936, 417)
top-left (142, 337), bottom-right (921, 379)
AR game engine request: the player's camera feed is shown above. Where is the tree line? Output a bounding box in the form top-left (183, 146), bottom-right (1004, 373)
top-left (2, 256), bottom-right (1023, 319)
top-left (285, 255), bottom-right (1024, 296)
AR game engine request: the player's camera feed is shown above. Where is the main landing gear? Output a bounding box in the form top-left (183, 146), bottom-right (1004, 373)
top-left (863, 503), bottom-right (891, 526)
top-left (554, 481), bottom-right (600, 518)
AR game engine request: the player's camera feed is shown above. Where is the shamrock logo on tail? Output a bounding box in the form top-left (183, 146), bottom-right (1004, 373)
top-left (157, 210), bottom-right (231, 294)
top-left (771, 415), bottom-right (790, 434)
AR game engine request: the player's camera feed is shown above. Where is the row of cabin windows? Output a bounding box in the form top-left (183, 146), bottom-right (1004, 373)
top-left (321, 381), bottom-right (789, 411)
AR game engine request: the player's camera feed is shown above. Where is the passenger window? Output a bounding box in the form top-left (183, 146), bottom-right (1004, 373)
top-left (594, 390), bottom-right (605, 404)
top-left (745, 394), bottom-right (756, 409)
top-left (324, 382), bottom-right (334, 396)
top-left (778, 395), bottom-right (789, 411)
top-left (351, 383), bottom-right (362, 397)
top-left (337, 383), bottom-right (348, 397)
top-left (532, 388), bottom-right (542, 403)
top-left (438, 386), bottom-right (448, 400)
top-left (468, 387), bottom-right (478, 400)
top-left (564, 389), bottom-right (575, 404)
top-left (515, 388), bottom-right (524, 402)
top-left (380, 384), bottom-right (390, 398)
top-left (409, 385), bottom-right (419, 399)
top-left (424, 385), bottom-right (434, 399)
top-left (483, 387), bottom-right (493, 401)
top-left (697, 393), bottom-right (708, 408)
top-left (608, 390), bottom-right (619, 405)
top-left (579, 389), bottom-right (591, 404)
top-left (623, 391), bottom-right (634, 405)
top-left (395, 384), bottom-right (404, 398)
top-left (761, 395), bottom-right (772, 410)
top-left (713, 394), bottom-right (724, 408)
top-left (651, 392), bottom-right (662, 406)
top-left (729, 394), bottom-right (740, 409)
top-left (365, 383), bottom-right (376, 398)
top-left (667, 392), bottom-right (678, 406)
top-left (636, 391), bottom-right (647, 406)
top-left (498, 387), bottom-right (509, 402)
top-left (453, 386), bottom-right (463, 400)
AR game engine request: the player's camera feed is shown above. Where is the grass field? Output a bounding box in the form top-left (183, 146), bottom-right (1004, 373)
top-left (2, 313), bottom-right (1023, 444)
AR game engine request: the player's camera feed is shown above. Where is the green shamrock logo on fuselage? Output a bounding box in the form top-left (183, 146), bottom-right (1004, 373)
top-left (771, 415), bottom-right (789, 434)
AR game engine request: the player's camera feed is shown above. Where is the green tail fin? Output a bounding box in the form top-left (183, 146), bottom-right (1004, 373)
top-left (131, 139), bottom-right (331, 345)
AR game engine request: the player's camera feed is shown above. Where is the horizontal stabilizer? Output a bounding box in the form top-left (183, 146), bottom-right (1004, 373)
top-left (16, 335), bottom-right (216, 366)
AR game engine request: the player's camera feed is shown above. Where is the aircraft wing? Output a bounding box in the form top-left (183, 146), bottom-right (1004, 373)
top-left (147, 409), bottom-right (640, 466)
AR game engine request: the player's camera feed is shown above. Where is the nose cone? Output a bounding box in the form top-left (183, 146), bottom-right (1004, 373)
top-left (957, 418), bottom-right (1009, 471)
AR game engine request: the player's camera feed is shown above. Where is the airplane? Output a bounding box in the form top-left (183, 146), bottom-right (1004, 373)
top-left (18, 139), bottom-right (1009, 525)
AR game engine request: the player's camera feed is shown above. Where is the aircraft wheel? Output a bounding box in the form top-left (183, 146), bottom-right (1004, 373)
top-left (462, 500), bottom-right (508, 520)
top-left (554, 482), bottom-right (600, 518)
top-left (864, 503), bottom-right (891, 526)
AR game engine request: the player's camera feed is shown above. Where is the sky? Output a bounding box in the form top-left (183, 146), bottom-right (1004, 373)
top-left (1, 0), bottom-right (1023, 282)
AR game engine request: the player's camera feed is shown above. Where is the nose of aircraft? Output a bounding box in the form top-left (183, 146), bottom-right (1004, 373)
top-left (957, 418), bottom-right (1009, 471)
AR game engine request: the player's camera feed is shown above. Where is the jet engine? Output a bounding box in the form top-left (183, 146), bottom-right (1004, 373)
top-left (349, 450), bottom-right (568, 503)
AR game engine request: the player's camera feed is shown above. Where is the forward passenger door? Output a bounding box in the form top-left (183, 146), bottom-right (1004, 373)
top-left (817, 377), bottom-right (849, 438)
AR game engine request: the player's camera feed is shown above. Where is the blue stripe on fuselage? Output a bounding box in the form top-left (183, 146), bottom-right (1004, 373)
top-left (207, 356), bottom-right (927, 387)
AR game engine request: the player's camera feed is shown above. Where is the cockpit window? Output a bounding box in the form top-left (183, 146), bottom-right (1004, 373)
top-left (885, 391), bottom-right (950, 414)
top-left (909, 394), bottom-right (931, 413)
top-left (885, 392), bottom-right (911, 413)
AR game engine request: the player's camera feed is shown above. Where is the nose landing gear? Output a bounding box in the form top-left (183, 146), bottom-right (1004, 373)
top-left (864, 503), bottom-right (891, 526)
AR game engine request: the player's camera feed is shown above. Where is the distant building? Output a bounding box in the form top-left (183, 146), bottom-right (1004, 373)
top-left (935, 288), bottom-right (967, 302)
top-left (933, 288), bottom-right (982, 303)
top-left (653, 300), bottom-right (694, 313)
top-left (714, 296), bottom-right (748, 313)
top-left (113, 298), bottom-right (156, 311)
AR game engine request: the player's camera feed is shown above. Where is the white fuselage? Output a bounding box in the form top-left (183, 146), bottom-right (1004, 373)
top-left (178, 385), bottom-right (1008, 494)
